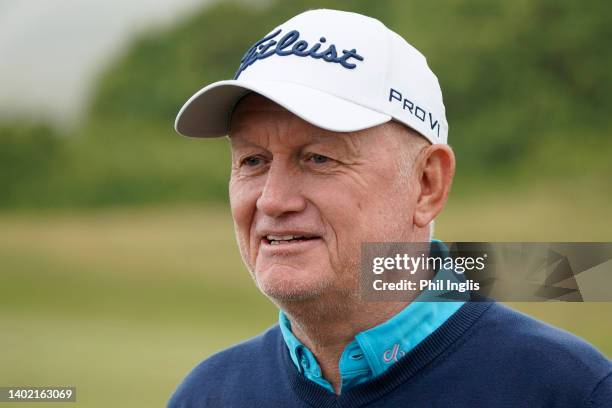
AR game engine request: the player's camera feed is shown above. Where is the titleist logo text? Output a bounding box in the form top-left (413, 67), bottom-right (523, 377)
top-left (234, 29), bottom-right (364, 79)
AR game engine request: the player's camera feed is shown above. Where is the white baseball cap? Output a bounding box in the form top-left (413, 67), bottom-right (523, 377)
top-left (175, 9), bottom-right (448, 144)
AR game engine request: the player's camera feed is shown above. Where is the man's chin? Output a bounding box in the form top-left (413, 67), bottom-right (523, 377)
top-left (255, 277), bottom-right (330, 302)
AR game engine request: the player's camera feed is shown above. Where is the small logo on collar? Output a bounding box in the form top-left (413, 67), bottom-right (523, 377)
top-left (382, 343), bottom-right (406, 363)
top-left (233, 29), bottom-right (364, 79)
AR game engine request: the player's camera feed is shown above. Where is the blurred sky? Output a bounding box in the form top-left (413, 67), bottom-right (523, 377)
top-left (0, 0), bottom-right (214, 127)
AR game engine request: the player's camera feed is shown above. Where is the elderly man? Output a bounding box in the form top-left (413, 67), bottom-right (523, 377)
top-left (168, 9), bottom-right (611, 407)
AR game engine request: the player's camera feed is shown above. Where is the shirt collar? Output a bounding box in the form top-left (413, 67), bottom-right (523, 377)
top-left (279, 239), bottom-right (467, 389)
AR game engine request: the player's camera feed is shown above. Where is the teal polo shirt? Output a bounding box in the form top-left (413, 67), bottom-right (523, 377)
top-left (279, 240), bottom-right (467, 393)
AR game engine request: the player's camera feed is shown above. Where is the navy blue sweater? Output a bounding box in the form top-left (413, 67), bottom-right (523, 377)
top-left (168, 303), bottom-right (612, 407)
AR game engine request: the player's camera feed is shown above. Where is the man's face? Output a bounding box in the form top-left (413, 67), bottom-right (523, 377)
top-left (228, 94), bottom-right (424, 302)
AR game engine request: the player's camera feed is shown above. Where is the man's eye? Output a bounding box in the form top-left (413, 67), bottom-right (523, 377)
top-left (308, 154), bottom-right (331, 164)
top-left (241, 156), bottom-right (262, 167)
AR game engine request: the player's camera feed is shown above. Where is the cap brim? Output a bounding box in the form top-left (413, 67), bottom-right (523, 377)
top-left (174, 79), bottom-right (392, 137)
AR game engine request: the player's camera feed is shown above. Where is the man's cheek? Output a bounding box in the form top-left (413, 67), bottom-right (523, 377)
top-left (230, 189), bottom-right (253, 230)
top-left (333, 230), bottom-right (361, 270)
top-left (229, 206), bottom-right (254, 267)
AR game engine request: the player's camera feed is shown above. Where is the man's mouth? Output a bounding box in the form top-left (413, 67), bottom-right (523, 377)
top-left (264, 235), bottom-right (318, 245)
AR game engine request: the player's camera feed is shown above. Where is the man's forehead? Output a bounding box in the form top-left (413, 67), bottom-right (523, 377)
top-left (229, 94), bottom-right (295, 136)
top-left (233, 93), bottom-right (286, 114)
top-left (229, 124), bottom-right (362, 158)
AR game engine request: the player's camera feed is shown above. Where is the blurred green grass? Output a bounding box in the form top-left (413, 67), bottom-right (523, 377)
top-left (0, 206), bottom-right (277, 407)
top-left (1, 190), bottom-right (611, 407)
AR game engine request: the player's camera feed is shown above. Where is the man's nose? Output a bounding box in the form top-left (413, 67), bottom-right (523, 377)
top-left (256, 161), bottom-right (307, 217)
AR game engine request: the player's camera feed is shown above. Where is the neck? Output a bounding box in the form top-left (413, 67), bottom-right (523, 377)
top-left (279, 294), bottom-right (411, 394)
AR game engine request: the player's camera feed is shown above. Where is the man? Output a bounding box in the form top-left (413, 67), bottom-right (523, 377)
top-left (168, 9), bottom-right (611, 407)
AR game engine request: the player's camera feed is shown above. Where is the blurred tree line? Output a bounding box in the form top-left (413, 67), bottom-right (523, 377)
top-left (1, 0), bottom-right (610, 208)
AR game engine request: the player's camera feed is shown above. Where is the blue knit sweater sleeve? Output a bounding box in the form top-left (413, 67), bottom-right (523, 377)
top-left (589, 371), bottom-right (612, 407)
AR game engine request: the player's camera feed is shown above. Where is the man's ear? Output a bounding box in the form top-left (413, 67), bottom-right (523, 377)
top-left (412, 144), bottom-right (455, 228)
